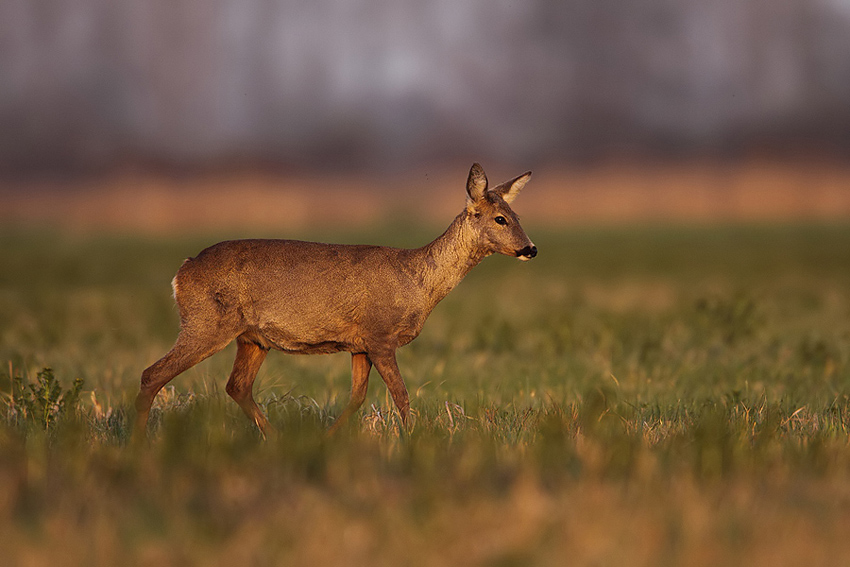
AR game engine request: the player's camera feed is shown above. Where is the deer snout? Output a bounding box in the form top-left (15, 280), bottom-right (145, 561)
top-left (516, 244), bottom-right (537, 261)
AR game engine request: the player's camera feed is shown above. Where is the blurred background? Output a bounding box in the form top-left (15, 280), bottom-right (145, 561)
top-left (2, 0), bottom-right (850, 231)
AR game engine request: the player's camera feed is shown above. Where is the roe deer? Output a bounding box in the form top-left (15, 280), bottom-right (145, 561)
top-left (134, 163), bottom-right (536, 437)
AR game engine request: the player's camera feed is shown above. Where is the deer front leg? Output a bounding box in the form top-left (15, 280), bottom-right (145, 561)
top-left (369, 350), bottom-right (410, 425)
top-left (328, 352), bottom-right (372, 434)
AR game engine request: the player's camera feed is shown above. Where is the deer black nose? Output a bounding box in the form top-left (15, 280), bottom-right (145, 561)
top-left (517, 245), bottom-right (537, 259)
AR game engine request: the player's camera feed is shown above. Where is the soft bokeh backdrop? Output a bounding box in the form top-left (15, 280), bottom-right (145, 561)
top-left (2, 0), bottom-right (850, 231)
top-left (3, 0), bottom-right (850, 174)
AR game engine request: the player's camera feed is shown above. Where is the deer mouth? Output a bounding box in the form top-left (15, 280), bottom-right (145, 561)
top-left (516, 245), bottom-right (537, 261)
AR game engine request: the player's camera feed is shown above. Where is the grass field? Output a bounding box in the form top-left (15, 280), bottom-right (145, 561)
top-left (2, 222), bottom-right (850, 566)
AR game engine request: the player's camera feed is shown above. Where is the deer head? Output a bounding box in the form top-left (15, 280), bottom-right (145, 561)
top-left (465, 162), bottom-right (537, 261)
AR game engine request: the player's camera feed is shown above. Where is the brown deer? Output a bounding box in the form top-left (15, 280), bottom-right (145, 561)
top-left (134, 163), bottom-right (536, 438)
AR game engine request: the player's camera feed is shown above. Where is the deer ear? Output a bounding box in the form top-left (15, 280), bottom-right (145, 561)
top-left (466, 163), bottom-right (488, 205)
top-left (491, 171), bottom-right (531, 204)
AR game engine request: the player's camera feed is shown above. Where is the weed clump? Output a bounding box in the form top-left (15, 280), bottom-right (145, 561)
top-left (3, 367), bottom-right (84, 433)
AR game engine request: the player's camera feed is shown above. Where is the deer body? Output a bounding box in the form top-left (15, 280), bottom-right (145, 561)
top-left (135, 163), bottom-right (536, 437)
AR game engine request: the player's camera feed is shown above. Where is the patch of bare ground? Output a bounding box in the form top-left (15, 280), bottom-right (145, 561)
top-left (2, 160), bottom-right (849, 233)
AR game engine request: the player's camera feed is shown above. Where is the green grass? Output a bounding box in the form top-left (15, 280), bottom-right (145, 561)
top-left (2, 223), bottom-right (850, 565)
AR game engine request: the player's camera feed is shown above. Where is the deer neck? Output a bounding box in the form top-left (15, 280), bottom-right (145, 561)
top-left (415, 211), bottom-right (490, 307)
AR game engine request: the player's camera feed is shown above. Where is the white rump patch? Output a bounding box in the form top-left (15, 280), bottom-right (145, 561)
top-left (171, 259), bottom-right (189, 301)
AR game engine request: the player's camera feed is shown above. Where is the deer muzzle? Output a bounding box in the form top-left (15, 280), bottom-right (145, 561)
top-left (516, 245), bottom-right (537, 261)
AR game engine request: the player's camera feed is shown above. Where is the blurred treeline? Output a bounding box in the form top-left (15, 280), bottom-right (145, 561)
top-left (2, 0), bottom-right (849, 174)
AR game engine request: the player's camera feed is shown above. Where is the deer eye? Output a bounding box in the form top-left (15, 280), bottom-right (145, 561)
top-left (494, 216), bottom-right (507, 225)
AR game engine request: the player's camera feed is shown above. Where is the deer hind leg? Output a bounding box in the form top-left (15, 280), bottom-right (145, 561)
top-left (328, 352), bottom-right (372, 434)
top-left (225, 338), bottom-right (270, 436)
top-left (369, 350), bottom-right (410, 426)
top-left (134, 329), bottom-right (234, 439)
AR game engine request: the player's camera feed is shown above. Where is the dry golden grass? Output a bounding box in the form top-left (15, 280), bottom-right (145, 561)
top-left (3, 159), bottom-right (850, 233)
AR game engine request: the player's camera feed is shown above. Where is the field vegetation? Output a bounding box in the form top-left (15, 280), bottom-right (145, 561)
top-left (2, 222), bottom-right (850, 565)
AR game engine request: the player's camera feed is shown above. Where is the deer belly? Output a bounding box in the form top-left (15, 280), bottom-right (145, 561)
top-left (248, 323), bottom-right (361, 354)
